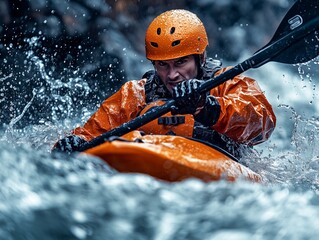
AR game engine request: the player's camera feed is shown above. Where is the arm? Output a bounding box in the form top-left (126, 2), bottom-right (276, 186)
top-left (72, 79), bottom-right (147, 141)
top-left (211, 68), bottom-right (276, 145)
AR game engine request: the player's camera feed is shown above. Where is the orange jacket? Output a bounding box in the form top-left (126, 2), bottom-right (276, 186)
top-left (73, 67), bottom-right (276, 146)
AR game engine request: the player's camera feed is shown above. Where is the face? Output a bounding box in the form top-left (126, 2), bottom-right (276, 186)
top-left (153, 55), bottom-right (198, 93)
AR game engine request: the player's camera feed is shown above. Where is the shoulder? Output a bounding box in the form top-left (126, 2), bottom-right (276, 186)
top-left (122, 78), bottom-right (147, 90)
top-left (214, 66), bottom-right (262, 93)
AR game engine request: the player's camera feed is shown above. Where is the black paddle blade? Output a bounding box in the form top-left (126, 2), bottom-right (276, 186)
top-left (256, 0), bottom-right (319, 65)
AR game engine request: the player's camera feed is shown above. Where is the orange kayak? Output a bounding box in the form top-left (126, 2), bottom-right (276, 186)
top-left (84, 130), bottom-right (262, 183)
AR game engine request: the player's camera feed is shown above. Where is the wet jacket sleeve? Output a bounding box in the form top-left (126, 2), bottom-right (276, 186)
top-left (210, 67), bottom-right (276, 145)
top-left (72, 79), bottom-right (147, 141)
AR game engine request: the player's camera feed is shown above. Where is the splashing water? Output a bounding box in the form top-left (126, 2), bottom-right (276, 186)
top-left (24, 37), bottom-right (92, 123)
top-left (1, 37), bottom-right (101, 149)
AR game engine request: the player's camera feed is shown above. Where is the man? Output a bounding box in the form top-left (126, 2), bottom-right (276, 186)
top-left (53, 9), bottom-right (276, 158)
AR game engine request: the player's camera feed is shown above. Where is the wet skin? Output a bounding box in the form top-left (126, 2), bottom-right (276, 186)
top-left (153, 55), bottom-right (198, 93)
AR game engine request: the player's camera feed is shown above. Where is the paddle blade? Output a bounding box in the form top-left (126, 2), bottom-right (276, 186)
top-left (256, 0), bottom-right (319, 64)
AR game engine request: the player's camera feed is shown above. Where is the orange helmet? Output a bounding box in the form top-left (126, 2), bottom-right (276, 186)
top-left (145, 9), bottom-right (209, 61)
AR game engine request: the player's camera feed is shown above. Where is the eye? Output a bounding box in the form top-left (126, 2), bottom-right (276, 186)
top-left (176, 58), bottom-right (187, 65)
top-left (174, 57), bottom-right (191, 67)
top-left (158, 61), bottom-right (167, 66)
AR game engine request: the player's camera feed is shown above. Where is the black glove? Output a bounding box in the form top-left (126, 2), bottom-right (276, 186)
top-left (194, 95), bottom-right (221, 126)
top-left (171, 79), bottom-right (207, 115)
top-left (52, 135), bottom-right (87, 153)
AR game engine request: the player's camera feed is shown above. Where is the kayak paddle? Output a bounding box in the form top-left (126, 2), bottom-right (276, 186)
top-left (78, 0), bottom-right (319, 152)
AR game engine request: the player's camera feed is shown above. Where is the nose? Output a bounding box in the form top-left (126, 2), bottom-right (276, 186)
top-left (167, 66), bottom-right (179, 80)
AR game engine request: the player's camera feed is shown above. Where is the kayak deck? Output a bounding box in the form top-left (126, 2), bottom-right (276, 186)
top-left (84, 131), bottom-right (262, 182)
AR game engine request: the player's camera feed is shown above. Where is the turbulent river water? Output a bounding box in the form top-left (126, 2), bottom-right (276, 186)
top-left (1, 40), bottom-right (319, 239)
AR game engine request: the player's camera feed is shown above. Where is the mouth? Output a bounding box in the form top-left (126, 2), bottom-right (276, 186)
top-left (167, 80), bottom-right (183, 88)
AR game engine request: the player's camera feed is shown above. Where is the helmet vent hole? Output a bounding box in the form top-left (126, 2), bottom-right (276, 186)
top-left (170, 27), bottom-right (175, 34)
top-left (151, 42), bottom-right (158, 48)
top-left (157, 28), bottom-right (161, 35)
top-left (171, 40), bottom-right (180, 47)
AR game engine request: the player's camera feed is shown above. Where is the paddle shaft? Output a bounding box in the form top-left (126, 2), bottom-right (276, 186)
top-left (78, 2), bottom-right (319, 152)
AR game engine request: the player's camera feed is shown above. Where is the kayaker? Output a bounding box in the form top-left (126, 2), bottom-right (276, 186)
top-left (53, 9), bottom-right (276, 158)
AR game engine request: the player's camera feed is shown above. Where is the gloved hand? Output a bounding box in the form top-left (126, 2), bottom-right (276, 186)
top-left (171, 79), bottom-right (207, 115)
top-left (194, 95), bottom-right (221, 126)
top-left (52, 135), bottom-right (87, 153)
